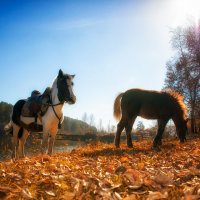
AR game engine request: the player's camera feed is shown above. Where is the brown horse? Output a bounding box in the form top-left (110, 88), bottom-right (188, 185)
top-left (113, 88), bottom-right (188, 148)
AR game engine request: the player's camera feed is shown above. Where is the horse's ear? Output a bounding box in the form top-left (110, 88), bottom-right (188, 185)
top-left (71, 74), bottom-right (75, 79)
top-left (58, 69), bottom-right (64, 77)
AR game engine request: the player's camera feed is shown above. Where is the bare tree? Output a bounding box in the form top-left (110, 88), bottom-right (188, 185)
top-left (111, 125), bottom-right (116, 133)
top-left (89, 114), bottom-right (95, 127)
top-left (165, 21), bottom-right (200, 133)
top-left (136, 121), bottom-right (145, 132)
top-left (98, 119), bottom-right (103, 132)
top-left (107, 120), bottom-right (111, 133)
top-left (82, 112), bottom-right (88, 123)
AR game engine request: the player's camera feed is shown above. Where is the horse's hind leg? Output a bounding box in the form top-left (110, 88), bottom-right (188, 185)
top-left (153, 119), bottom-right (169, 148)
top-left (18, 129), bottom-right (29, 158)
top-left (114, 118), bottom-right (126, 148)
top-left (125, 116), bottom-right (136, 148)
top-left (115, 113), bottom-right (135, 148)
top-left (12, 124), bottom-right (20, 158)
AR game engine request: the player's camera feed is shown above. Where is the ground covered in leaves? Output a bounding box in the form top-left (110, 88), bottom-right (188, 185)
top-left (0, 138), bottom-right (200, 200)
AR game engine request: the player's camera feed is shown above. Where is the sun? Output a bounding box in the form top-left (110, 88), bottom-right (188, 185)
top-left (172, 0), bottom-right (200, 26)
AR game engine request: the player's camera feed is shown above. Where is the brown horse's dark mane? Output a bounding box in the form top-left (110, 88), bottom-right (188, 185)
top-left (162, 89), bottom-right (187, 120)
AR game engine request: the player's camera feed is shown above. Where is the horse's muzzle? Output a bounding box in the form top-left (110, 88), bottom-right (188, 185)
top-left (67, 95), bottom-right (76, 104)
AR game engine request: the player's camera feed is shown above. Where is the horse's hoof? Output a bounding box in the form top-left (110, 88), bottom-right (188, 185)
top-left (41, 149), bottom-right (47, 155)
top-left (127, 144), bottom-right (133, 148)
top-left (11, 154), bottom-right (16, 159)
top-left (152, 144), bottom-right (161, 151)
top-left (153, 139), bottom-right (162, 146)
top-left (115, 144), bottom-right (120, 148)
top-left (180, 138), bottom-right (186, 143)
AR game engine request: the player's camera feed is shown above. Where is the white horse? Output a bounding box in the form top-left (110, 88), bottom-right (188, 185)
top-left (5, 69), bottom-right (76, 158)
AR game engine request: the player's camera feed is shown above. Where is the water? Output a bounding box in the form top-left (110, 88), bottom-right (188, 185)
top-left (54, 140), bottom-right (86, 152)
top-left (0, 140), bottom-right (87, 161)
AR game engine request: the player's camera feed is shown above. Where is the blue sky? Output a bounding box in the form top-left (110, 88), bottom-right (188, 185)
top-left (0, 0), bottom-right (199, 130)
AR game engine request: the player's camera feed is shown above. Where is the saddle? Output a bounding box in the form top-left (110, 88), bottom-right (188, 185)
top-left (21, 87), bottom-right (51, 120)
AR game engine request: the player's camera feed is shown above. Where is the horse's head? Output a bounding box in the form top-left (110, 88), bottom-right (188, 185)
top-left (57, 69), bottom-right (76, 104)
top-left (178, 118), bottom-right (188, 143)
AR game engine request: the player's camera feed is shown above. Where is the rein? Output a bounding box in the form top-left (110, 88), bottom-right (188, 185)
top-left (48, 102), bottom-right (63, 106)
top-left (49, 95), bottom-right (64, 129)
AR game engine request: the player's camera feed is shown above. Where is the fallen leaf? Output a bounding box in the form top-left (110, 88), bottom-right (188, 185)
top-left (147, 191), bottom-right (168, 200)
top-left (120, 156), bottom-right (129, 162)
top-left (45, 190), bottom-right (56, 197)
top-left (7, 172), bottom-right (22, 180)
top-left (123, 194), bottom-right (137, 200)
top-left (21, 188), bottom-right (33, 199)
top-left (137, 162), bottom-right (145, 170)
top-left (115, 165), bottom-right (126, 174)
top-left (113, 191), bottom-right (122, 200)
top-left (61, 191), bottom-right (75, 200)
top-left (153, 172), bottom-right (173, 186)
top-left (123, 169), bottom-right (143, 184)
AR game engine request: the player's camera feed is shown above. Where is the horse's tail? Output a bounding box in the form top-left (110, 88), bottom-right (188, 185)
top-left (4, 121), bottom-right (13, 135)
top-left (4, 121), bottom-right (23, 138)
top-left (4, 122), bottom-right (24, 138)
top-left (113, 93), bottom-right (124, 121)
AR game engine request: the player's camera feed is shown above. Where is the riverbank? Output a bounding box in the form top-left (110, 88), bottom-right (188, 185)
top-left (0, 133), bottom-right (139, 161)
top-left (0, 139), bottom-right (86, 161)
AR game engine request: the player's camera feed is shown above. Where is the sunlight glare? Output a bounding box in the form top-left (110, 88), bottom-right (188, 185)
top-left (172, 0), bottom-right (200, 26)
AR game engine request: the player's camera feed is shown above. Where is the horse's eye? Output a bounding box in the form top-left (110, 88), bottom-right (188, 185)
top-left (71, 82), bottom-right (74, 86)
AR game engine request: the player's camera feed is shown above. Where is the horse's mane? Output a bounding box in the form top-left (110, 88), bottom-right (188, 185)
top-left (51, 77), bottom-right (57, 88)
top-left (162, 89), bottom-right (187, 119)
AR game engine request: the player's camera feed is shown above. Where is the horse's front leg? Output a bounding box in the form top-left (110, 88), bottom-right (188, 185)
top-left (48, 132), bottom-right (57, 156)
top-left (125, 117), bottom-right (136, 148)
top-left (41, 131), bottom-right (49, 154)
top-left (153, 119), bottom-right (169, 148)
top-left (47, 124), bottom-right (58, 155)
top-left (11, 137), bottom-right (18, 159)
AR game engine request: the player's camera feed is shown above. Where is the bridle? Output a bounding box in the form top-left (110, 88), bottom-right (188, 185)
top-left (48, 76), bottom-right (73, 129)
top-left (49, 95), bottom-right (64, 129)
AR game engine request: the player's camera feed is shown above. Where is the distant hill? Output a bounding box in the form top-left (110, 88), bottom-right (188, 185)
top-left (0, 101), bottom-right (13, 134)
top-left (62, 116), bottom-right (97, 135)
top-left (0, 101), bottom-right (97, 135)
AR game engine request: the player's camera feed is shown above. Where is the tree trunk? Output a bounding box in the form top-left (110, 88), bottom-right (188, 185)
top-left (190, 106), bottom-right (196, 133)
